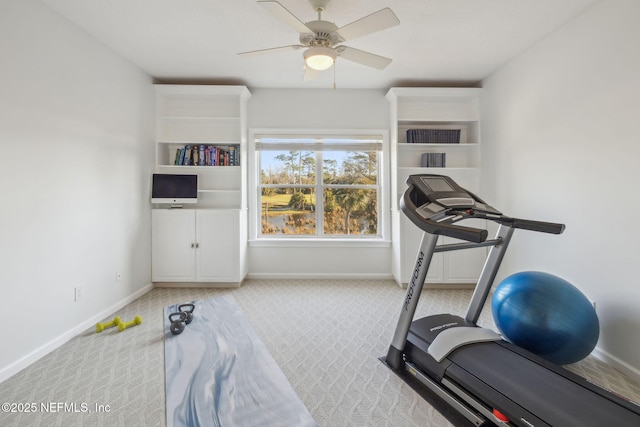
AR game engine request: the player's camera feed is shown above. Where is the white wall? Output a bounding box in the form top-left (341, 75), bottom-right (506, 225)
top-left (0, 0), bottom-right (155, 380)
top-left (480, 0), bottom-right (640, 376)
top-left (247, 88), bottom-right (393, 279)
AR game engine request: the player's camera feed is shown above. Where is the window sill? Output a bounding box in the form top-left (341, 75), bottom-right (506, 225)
top-left (249, 238), bottom-right (391, 248)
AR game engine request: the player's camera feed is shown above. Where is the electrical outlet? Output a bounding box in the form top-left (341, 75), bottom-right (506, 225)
top-left (74, 286), bottom-right (82, 302)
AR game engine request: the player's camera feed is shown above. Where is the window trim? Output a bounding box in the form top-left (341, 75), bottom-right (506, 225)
top-left (248, 128), bottom-right (390, 246)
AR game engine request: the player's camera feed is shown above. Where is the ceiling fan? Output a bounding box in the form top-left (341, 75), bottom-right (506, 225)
top-left (238, 0), bottom-right (400, 81)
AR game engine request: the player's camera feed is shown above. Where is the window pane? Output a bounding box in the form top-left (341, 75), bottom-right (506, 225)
top-left (323, 188), bottom-right (377, 235)
top-left (323, 151), bottom-right (378, 185)
top-left (260, 150), bottom-right (315, 185)
top-left (261, 187), bottom-right (316, 235)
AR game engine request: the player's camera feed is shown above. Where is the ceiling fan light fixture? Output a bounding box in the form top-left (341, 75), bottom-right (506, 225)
top-left (304, 46), bottom-right (336, 71)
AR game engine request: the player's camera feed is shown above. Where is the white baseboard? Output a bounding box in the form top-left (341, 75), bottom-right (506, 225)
top-left (153, 281), bottom-right (242, 289)
top-left (0, 283), bottom-right (154, 384)
top-left (245, 273), bottom-right (395, 281)
top-left (591, 346), bottom-right (640, 384)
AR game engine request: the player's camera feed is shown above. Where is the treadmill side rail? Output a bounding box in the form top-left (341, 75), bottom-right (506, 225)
top-left (405, 361), bottom-right (487, 427)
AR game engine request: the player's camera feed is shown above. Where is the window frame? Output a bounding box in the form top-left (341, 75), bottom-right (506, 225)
top-left (248, 129), bottom-right (390, 247)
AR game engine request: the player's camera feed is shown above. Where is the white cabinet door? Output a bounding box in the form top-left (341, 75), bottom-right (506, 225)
top-left (195, 210), bottom-right (239, 282)
top-left (399, 214), bottom-right (486, 285)
top-left (442, 218), bottom-right (487, 283)
top-left (152, 209), bottom-right (242, 283)
top-left (152, 209), bottom-right (197, 281)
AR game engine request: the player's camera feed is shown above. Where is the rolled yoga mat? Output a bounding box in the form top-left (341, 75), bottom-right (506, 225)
top-left (164, 295), bottom-right (316, 427)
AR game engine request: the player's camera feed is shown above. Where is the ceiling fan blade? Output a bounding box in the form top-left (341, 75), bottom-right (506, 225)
top-left (336, 8), bottom-right (400, 41)
top-left (258, 1), bottom-right (312, 34)
top-left (336, 46), bottom-right (392, 70)
top-left (238, 45), bottom-right (304, 56)
top-left (303, 66), bottom-right (319, 82)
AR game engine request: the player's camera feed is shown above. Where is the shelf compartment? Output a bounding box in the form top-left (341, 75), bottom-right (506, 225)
top-left (157, 142), bottom-right (241, 166)
top-left (155, 164), bottom-right (240, 188)
top-left (397, 143), bottom-right (480, 168)
top-left (398, 121), bottom-right (479, 144)
top-left (195, 190), bottom-right (242, 210)
top-left (390, 87), bottom-right (482, 122)
top-left (156, 93), bottom-right (241, 118)
top-left (397, 102), bottom-right (479, 122)
top-left (157, 117), bottom-right (239, 142)
top-left (197, 168), bottom-right (242, 191)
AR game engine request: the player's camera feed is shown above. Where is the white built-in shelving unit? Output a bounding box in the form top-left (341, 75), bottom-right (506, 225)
top-left (386, 87), bottom-right (485, 287)
top-left (152, 85), bottom-right (251, 286)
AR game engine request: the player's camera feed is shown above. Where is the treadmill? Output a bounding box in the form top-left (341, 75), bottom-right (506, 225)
top-left (385, 174), bottom-right (640, 426)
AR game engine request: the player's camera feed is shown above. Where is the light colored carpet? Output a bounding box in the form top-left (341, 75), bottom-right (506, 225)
top-left (1, 279), bottom-right (639, 426)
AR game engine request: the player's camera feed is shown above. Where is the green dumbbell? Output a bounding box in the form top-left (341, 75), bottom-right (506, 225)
top-left (96, 316), bottom-right (121, 333)
top-left (117, 316), bottom-right (142, 332)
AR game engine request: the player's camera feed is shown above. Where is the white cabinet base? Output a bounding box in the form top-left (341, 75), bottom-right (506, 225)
top-left (153, 281), bottom-right (242, 289)
top-left (152, 209), bottom-right (246, 285)
top-left (395, 214), bottom-right (486, 287)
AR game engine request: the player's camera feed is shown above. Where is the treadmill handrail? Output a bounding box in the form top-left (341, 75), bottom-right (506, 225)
top-left (503, 216), bottom-right (565, 234)
top-left (470, 213), bottom-right (565, 235)
top-left (401, 187), bottom-right (488, 243)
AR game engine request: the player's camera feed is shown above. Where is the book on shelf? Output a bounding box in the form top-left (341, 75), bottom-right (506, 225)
top-left (407, 129), bottom-right (461, 144)
top-left (198, 145), bottom-right (206, 166)
top-left (421, 152), bottom-right (446, 167)
top-left (172, 144), bottom-right (240, 166)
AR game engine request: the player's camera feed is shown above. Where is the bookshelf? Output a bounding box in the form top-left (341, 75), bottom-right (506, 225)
top-left (152, 85), bottom-right (251, 286)
top-left (155, 84), bottom-right (251, 209)
top-left (386, 87), bottom-right (485, 287)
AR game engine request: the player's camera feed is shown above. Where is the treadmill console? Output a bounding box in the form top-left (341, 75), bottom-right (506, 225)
top-left (414, 175), bottom-right (473, 206)
top-left (402, 174), bottom-right (564, 243)
top-left (406, 175), bottom-right (501, 220)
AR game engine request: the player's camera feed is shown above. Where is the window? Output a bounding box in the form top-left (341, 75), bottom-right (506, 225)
top-left (251, 131), bottom-right (387, 242)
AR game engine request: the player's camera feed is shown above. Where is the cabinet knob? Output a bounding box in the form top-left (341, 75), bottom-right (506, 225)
top-left (191, 243), bottom-right (195, 248)
top-left (195, 243), bottom-right (200, 248)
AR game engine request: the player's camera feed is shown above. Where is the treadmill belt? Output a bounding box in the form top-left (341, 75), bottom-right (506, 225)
top-left (446, 342), bottom-right (640, 426)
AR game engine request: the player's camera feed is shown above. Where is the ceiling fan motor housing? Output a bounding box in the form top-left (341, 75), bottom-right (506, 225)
top-left (300, 20), bottom-right (343, 47)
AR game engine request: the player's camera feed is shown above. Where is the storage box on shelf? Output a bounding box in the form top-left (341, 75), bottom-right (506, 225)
top-left (387, 87), bottom-right (485, 287)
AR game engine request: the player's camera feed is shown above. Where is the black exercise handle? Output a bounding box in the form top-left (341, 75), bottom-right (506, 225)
top-left (401, 190), bottom-right (488, 243)
top-left (179, 303), bottom-right (195, 314)
top-left (169, 312), bottom-right (187, 322)
top-left (505, 217), bottom-right (565, 234)
top-left (425, 218), bottom-right (488, 243)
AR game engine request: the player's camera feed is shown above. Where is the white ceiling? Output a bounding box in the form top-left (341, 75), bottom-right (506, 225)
top-left (39, 0), bottom-right (598, 89)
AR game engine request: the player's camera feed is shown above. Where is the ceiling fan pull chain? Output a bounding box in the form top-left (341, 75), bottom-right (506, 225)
top-left (333, 60), bottom-right (336, 89)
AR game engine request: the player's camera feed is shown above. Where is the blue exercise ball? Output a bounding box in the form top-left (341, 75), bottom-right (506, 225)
top-left (491, 271), bottom-right (599, 365)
